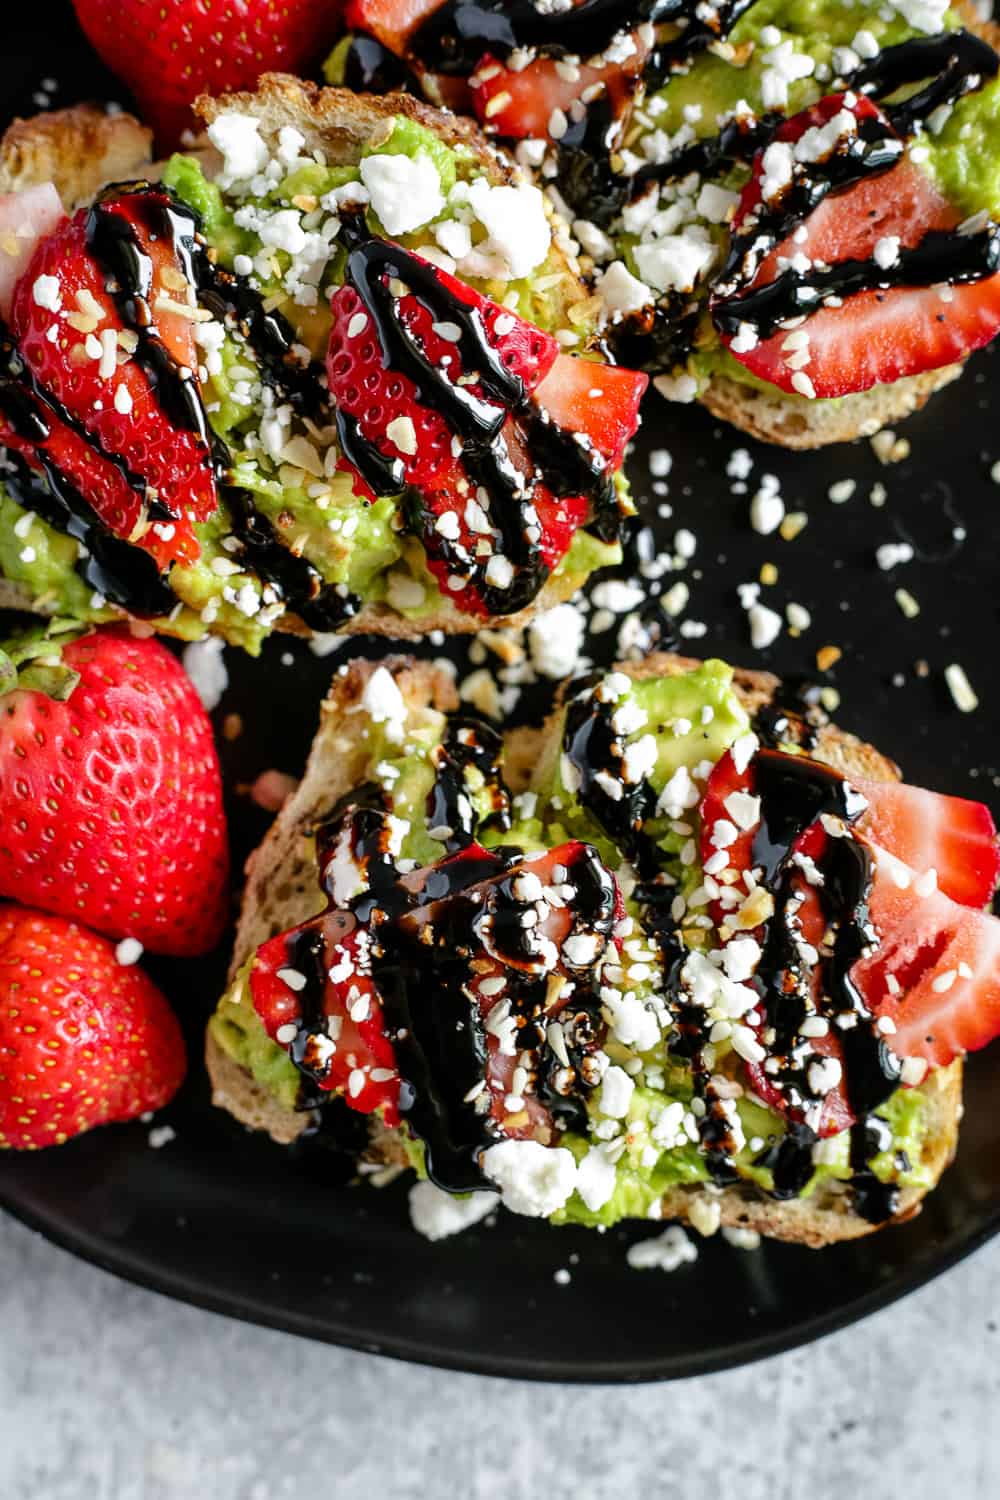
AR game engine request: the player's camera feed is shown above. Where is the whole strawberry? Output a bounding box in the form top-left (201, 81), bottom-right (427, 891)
top-left (73, 0), bottom-right (344, 148)
top-left (0, 625), bottom-right (229, 957)
top-left (0, 906), bottom-right (186, 1149)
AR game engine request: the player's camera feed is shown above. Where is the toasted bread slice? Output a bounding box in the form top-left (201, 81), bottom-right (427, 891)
top-left (0, 81), bottom-right (596, 638)
top-left (207, 651), bottom-right (962, 1247)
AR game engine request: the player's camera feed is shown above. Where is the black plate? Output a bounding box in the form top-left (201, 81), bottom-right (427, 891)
top-left (3, 1), bottom-right (1000, 1382)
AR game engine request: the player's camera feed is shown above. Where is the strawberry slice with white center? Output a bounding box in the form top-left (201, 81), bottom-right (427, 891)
top-left (470, 43), bottom-right (647, 142)
top-left (853, 776), bottom-right (1000, 910)
top-left (715, 92), bottom-right (1000, 399)
top-left (0, 184), bottom-right (65, 318)
top-left (857, 844), bottom-right (1000, 1068)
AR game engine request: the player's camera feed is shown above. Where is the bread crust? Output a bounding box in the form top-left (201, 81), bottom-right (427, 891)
top-left (0, 103), bottom-right (152, 207)
top-left (697, 364), bottom-right (963, 451)
top-left (206, 650), bottom-right (963, 1245)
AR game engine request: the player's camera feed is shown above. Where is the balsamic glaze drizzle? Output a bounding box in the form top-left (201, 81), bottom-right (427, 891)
top-left (557, 676), bottom-right (910, 1215)
top-left (282, 773), bottom-right (615, 1191)
top-left (0, 450), bottom-right (176, 616)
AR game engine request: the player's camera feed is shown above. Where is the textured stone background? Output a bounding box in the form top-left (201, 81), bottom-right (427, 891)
top-left (2, 1214), bottom-right (997, 1499)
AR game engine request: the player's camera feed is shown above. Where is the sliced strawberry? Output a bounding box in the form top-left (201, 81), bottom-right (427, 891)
top-left (413, 443), bottom-right (588, 618)
top-left (716, 92), bottom-right (1000, 399)
top-left (8, 191), bottom-right (217, 567)
top-left (326, 259), bottom-right (560, 492)
top-left (470, 45), bottom-right (646, 142)
top-left (852, 776), bottom-right (1000, 911)
top-left (856, 844), bottom-right (1000, 1067)
top-left (345, 0), bottom-right (445, 56)
top-left (0, 185), bottom-right (65, 319)
top-left (251, 915), bottom-right (402, 1123)
top-left (534, 353), bottom-right (648, 472)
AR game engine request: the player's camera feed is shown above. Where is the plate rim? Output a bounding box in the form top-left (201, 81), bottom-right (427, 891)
top-left (4, 1190), bottom-right (999, 1383)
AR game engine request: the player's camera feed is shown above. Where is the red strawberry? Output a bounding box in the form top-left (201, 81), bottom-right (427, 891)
top-left (0, 905), bottom-right (185, 1149)
top-left (345, 0), bottom-right (442, 53)
top-left (853, 776), bottom-right (1000, 911)
top-left (416, 450), bottom-right (589, 617)
top-left (73, 0), bottom-right (344, 149)
top-left (470, 46), bottom-right (647, 142)
top-left (326, 260), bottom-right (560, 491)
top-left (857, 844), bottom-right (1000, 1068)
top-left (534, 353), bottom-right (648, 472)
top-left (0, 625), bottom-right (229, 957)
top-left (717, 93), bottom-right (1000, 398)
top-left (251, 917), bottom-right (402, 1120)
top-left (5, 191), bottom-right (217, 570)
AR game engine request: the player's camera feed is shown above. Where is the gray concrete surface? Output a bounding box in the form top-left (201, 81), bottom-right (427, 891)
top-left (1, 1212), bottom-right (996, 1499)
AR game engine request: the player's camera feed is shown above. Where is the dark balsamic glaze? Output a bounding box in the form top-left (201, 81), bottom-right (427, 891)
top-left (715, 222), bottom-right (1000, 343)
top-left (753, 677), bottom-right (827, 752)
top-left (426, 717), bottom-right (511, 850)
top-left (711, 31), bottom-right (1000, 341)
top-left (411, 0), bottom-right (663, 73)
top-left (86, 185), bottom-right (217, 458)
top-left (224, 488), bottom-right (360, 632)
top-left (746, 752), bottom-right (903, 1217)
top-left (337, 213), bottom-right (622, 613)
top-left (558, 685), bottom-right (908, 1214)
top-left (274, 754), bottom-right (615, 1190)
top-left (342, 33), bottom-right (422, 94)
top-left (0, 451), bottom-right (175, 615)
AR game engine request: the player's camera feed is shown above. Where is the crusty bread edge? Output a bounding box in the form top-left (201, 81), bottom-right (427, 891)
top-left (206, 650), bottom-right (963, 1246)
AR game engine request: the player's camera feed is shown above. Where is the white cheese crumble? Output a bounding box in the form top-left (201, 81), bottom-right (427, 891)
top-left (408, 1181), bottom-right (499, 1241)
top-left (464, 179), bottom-right (551, 279)
top-left (32, 273), bottom-right (61, 311)
top-left (359, 152), bottom-right (445, 236)
top-left (527, 602), bottom-right (585, 678)
top-left (207, 112), bottom-right (269, 183)
top-left (115, 937), bottom-right (144, 966)
top-left (481, 1139), bottom-right (578, 1217)
top-left (597, 259), bottom-right (654, 320)
top-left (361, 665), bottom-right (408, 742)
top-left (626, 1225), bottom-right (698, 1272)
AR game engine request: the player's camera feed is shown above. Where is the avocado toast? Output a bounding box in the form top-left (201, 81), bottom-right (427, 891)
top-left (338, 0), bottom-right (1000, 447)
top-left (0, 80), bottom-right (646, 651)
top-left (205, 652), bottom-right (1000, 1247)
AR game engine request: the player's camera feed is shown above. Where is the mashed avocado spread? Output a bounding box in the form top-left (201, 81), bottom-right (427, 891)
top-left (0, 112), bottom-right (619, 650)
top-left (209, 659), bottom-right (933, 1228)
